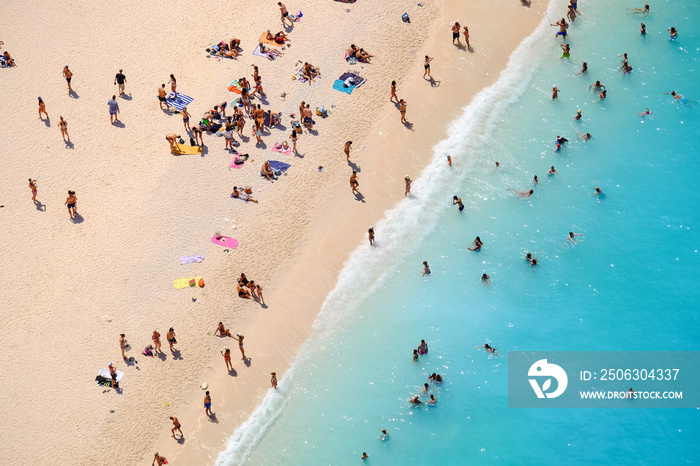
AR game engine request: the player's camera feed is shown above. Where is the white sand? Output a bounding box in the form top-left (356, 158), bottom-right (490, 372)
top-left (0, 0), bottom-right (547, 464)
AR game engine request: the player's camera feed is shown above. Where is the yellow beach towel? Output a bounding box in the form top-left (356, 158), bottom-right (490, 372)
top-left (174, 277), bottom-right (203, 289)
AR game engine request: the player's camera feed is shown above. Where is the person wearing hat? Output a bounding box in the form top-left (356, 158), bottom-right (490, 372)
top-left (405, 175), bottom-right (412, 196)
top-left (233, 333), bottom-right (246, 360)
top-left (368, 226), bottom-right (375, 246)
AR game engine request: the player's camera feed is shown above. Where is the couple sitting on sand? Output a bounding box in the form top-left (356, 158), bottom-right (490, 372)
top-left (208, 38), bottom-right (241, 58)
top-left (266, 29), bottom-right (290, 45)
top-left (347, 44), bottom-right (373, 63)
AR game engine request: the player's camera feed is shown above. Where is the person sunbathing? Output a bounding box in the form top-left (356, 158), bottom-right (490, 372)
top-left (232, 186), bottom-right (259, 203)
top-left (3, 50), bottom-right (16, 67)
top-left (229, 38), bottom-right (241, 49)
top-left (274, 31), bottom-right (290, 44)
top-left (356, 48), bottom-right (373, 63)
top-left (261, 161), bottom-right (276, 182)
top-left (220, 47), bottom-right (239, 59)
top-left (259, 43), bottom-right (283, 58)
top-left (303, 62), bottom-right (320, 83)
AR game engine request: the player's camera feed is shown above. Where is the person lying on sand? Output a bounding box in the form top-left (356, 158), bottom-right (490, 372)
top-left (302, 62), bottom-right (320, 84)
top-left (267, 30), bottom-right (290, 44)
top-left (232, 186), bottom-right (259, 203)
top-left (259, 43), bottom-right (283, 59)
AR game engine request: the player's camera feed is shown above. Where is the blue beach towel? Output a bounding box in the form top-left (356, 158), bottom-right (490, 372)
top-left (268, 160), bottom-right (291, 172)
top-left (333, 80), bottom-right (356, 94)
top-left (166, 92), bottom-right (194, 112)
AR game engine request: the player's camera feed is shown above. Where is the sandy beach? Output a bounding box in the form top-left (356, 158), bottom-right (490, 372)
top-left (0, 0), bottom-right (547, 464)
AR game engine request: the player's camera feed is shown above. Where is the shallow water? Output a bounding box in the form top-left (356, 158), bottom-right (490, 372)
top-left (219, 1), bottom-right (700, 464)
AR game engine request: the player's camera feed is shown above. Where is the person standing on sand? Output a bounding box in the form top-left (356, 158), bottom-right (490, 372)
top-left (181, 107), bottom-right (191, 132)
top-left (257, 284), bottom-right (265, 304)
top-left (344, 141), bottom-right (352, 161)
top-left (167, 327), bottom-right (177, 351)
top-left (423, 56), bottom-right (433, 79)
top-left (204, 391), bottom-right (213, 415)
top-left (169, 74), bottom-right (177, 99)
top-left (350, 170), bottom-right (359, 194)
top-left (152, 330), bottom-right (162, 353)
top-left (399, 99), bottom-right (407, 123)
top-left (222, 347), bottom-right (233, 371)
top-left (192, 124), bottom-right (204, 146)
top-left (108, 362), bottom-right (117, 388)
top-left (271, 372), bottom-right (278, 389)
top-left (463, 26), bottom-right (470, 48)
top-left (114, 69), bottom-right (126, 96)
top-left (390, 81), bottom-right (399, 103)
top-left (38, 97), bottom-right (48, 120)
top-left (368, 226), bottom-right (375, 245)
top-left (158, 84), bottom-right (170, 110)
top-left (233, 333), bottom-right (246, 360)
top-left (290, 130), bottom-right (298, 153)
top-left (63, 66), bottom-right (73, 94)
top-left (405, 176), bottom-right (412, 196)
top-left (28, 178), bottom-right (38, 204)
top-left (59, 116), bottom-right (69, 142)
top-left (422, 261), bottom-right (431, 276)
top-left (108, 95), bottom-right (120, 124)
top-left (452, 22), bottom-right (461, 45)
top-left (64, 190), bottom-right (77, 219)
top-left (279, 2), bottom-right (293, 27)
top-left (119, 333), bottom-right (128, 359)
top-left (170, 417), bottom-right (182, 438)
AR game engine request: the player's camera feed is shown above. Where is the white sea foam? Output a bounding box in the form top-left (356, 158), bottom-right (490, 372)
top-left (215, 5), bottom-right (560, 464)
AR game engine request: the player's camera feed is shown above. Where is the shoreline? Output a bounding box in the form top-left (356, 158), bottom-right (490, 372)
top-left (0, 0), bottom-right (548, 464)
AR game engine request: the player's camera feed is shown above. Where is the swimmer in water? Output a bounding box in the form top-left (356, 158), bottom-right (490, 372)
top-left (368, 226), bottom-right (375, 246)
top-left (579, 132), bottom-right (592, 141)
top-left (495, 161), bottom-right (500, 169)
top-left (594, 187), bottom-right (603, 196)
top-left (429, 373), bottom-right (443, 383)
top-left (361, 452), bottom-right (369, 461)
top-left (668, 27), bottom-right (677, 39)
top-left (526, 252), bottom-right (538, 266)
top-left (629, 0), bottom-right (650, 18)
top-left (577, 62), bottom-right (588, 75)
top-left (422, 261), bottom-right (431, 277)
top-left (548, 166), bottom-right (558, 175)
top-left (575, 109), bottom-right (582, 120)
top-left (560, 44), bottom-right (570, 59)
top-left (475, 343), bottom-right (497, 353)
top-left (418, 339), bottom-right (428, 354)
top-left (380, 429), bottom-right (389, 441)
top-left (410, 395), bottom-right (423, 405)
top-left (599, 90), bottom-right (607, 100)
top-left (555, 143), bottom-right (564, 153)
top-left (552, 85), bottom-right (560, 99)
top-left (662, 91), bottom-right (694, 104)
top-left (640, 23), bottom-right (646, 35)
top-left (589, 80), bottom-right (605, 91)
top-left (621, 63), bottom-right (633, 74)
top-left (413, 349), bottom-right (419, 364)
top-left (568, 231), bottom-right (584, 244)
top-left (481, 273), bottom-right (491, 285)
top-left (533, 175), bottom-right (539, 185)
top-left (468, 236), bottom-right (483, 251)
top-left (556, 136), bottom-right (569, 145)
top-left (517, 189), bottom-right (534, 198)
top-left (423, 383), bottom-right (429, 394)
top-left (428, 394), bottom-right (437, 406)
top-left (447, 155), bottom-right (452, 167)
top-left (453, 195), bottom-right (465, 211)
top-left (637, 108), bottom-right (653, 117)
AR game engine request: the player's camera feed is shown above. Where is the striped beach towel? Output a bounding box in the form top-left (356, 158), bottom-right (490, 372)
top-left (166, 92), bottom-right (194, 112)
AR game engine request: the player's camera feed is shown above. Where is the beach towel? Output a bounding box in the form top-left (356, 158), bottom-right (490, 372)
top-left (211, 235), bottom-right (239, 248)
top-left (98, 368), bottom-right (124, 382)
top-left (339, 72), bottom-right (366, 88)
top-left (259, 32), bottom-right (282, 47)
top-left (272, 143), bottom-right (292, 155)
top-left (166, 92), bottom-right (194, 112)
top-left (268, 160), bottom-right (291, 172)
top-left (172, 143), bottom-right (203, 155)
top-left (229, 157), bottom-right (245, 169)
top-left (253, 44), bottom-right (276, 61)
top-left (333, 80), bottom-right (355, 94)
top-left (292, 67), bottom-right (307, 83)
top-left (227, 79), bottom-right (243, 94)
top-left (179, 255), bottom-right (204, 264)
top-left (174, 276), bottom-right (203, 289)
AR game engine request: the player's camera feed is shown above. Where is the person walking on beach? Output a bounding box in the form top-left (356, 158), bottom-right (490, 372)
top-left (368, 226), bottom-right (375, 245)
top-left (405, 176), bottom-right (412, 196)
top-left (59, 116), bottom-right (69, 142)
top-left (350, 170), bottom-right (359, 194)
top-left (453, 195), bottom-right (465, 211)
top-left (463, 26), bottom-right (470, 48)
top-left (152, 330), bottom-right (162, 354)
top-left (422, 261), bottom-right (431, 276)
top-left (233, 333), bottom-right (246, 360)
top-left (452, 22), bottom-right (461, 45)
top-left (390, 81), bottom-right (399, 103)
top-left (63, 66), bottom-right (73, 94)
top-left (64, 190), bottom-right (77, 219)
top-left (108, 95), bottom-right (120, 124)
top-left (114, 69), bottom-right (126, 96)
top-left (170, 416), bottom-right (182, 438)
top-left (158, 84), bottom-right (170, 110)
top-left (204, 391), bottom-right (213, 415)
top-left (271, 372), bottom-right (278, 389)
top-left (119, 333), bottom-right (128, 360)
top-left (28, 178), bottom-right (38, 204)
top-left (279, 2), bottom-right (293, 27)
top-left (38, 97), bottom-right (48, 120)
top-left (399, 99), bottom-right (407, 123)
top-left (169, 74), bottom-right (177, 99)
top-left (166, 327), bottom-right (177, 351)
top-left (423, 56), bottom-right (433, 79)
top-left (222, 347), bottom-right (233, 371)
top-left (344, 141), bottom-right (352, 161)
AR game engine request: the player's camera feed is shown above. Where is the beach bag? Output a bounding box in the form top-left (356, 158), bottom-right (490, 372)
top-left (198, 278), bottom-right (205, 287)
top-left (189, 278), bottom-right (196, 287)
top-left (315, 106), bottom-right (328, 118)
top-left (190, 137), bottom-right (196, 146)
top-left (402, 13), bottom-right (410, 23)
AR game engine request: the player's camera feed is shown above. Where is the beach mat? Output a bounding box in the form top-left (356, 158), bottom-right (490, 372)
top-left (333, 79), bottom-right (356, 94)
top-left (272, 144), bottom-right (292, 155)
top-left (268, 160), bottom-right (291, 172)
top-left (172, 143), bottom-right (203, 155)
top-left (98, 368), bottom-right (124, 382)
top-left (211, 235), bottom-right (239, 248)
top-left (253, 44), bottom-right (276, 61)
top-left (227, 79), bottom-right (243, 94)
top-left (229, 157), bottom-right (245, 169)
top-left (179, 255), bottom-right (204, 264)
top-left (166, 92), bottom-right (194, 112)
top-left (292, 67), bottom-right (307, 83)
top-left (174, 276), bottom-right (203, 289)
top-left (258, 32), bottom-right (282, 47)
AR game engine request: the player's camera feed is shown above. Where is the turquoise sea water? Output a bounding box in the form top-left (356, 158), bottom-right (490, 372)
top-left (218, 1), bottom-right (700, 464)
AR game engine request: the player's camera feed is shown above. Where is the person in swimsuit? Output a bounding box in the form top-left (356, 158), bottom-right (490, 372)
top-left (533, 175), bottom-right (539, 185)
top-left (238, 280), bottom-right (252, 298)
top-left (452, 22), bottom-right (461, 45)
top-left (526, 253), bottom-right (538, 266)
top-left (567, 4), bottom-right (577, 22)
top-left (158, 84), bottom-right (170, 110)
top-left (181, 106), bottom-right (191, 132)
top-left (28, 178), bottom-right (38, 204)
top-left (423, 56), bottom-right (433, 79)
top-left (418, 339), bottom-right (428, 354)
top-left (423, 382), bottom-right (429, 394)
top-left (290, 130), bottom-right (298, 153)
top-left (561, 43), bottom-right (570, 58)
top-left (232, 333), bottom-right (246, 360)
top-left (257, 284), bottom-right (265, 304)
top-left (169, 74), bottom-right (177, 98)
top-left (221, 348), bottom-right (233, 371)
top-left (629, 0), bottom-right (650, 18)
top-left (64, 190), bottom-right (77, 218)
top-left (170, 416), bottom-right (182, 438)
top-left (552, 85), bottom-right (560, 99)
top-left (575, 109), bottom-right (582, 120)
top-left (215, 322), bottom-right (232, 337)
top-left (578, 62), bottom-right (588, 75)
top-left (422, 261), bottom-right (431, 276)
top-left (191, 124), bottom-right (203, 146)
top-left (553, 18), bottom-right (568, 38)
top-left (428, 394), bottom-right (437, 406)
top-left (410, 395), bottom-right (423, 405)
top-left (390, 81), bottom-right (399, 103)
top-left (152, 330), bottom-right (162, 353)
top-left (413, 349), bottom-right (419, 364)
top-left (3, 50), bottom-right (16, 67)
top-left (405, 176), bottom-right (412, 196)
top-left (271, 372), bottom-right (278, 389)
top-left (240, 273), bottom-right (249, 286)
top-left (63, 66), bottom-right (73, 94)
top-left (668, 27), bottom-right (677, 39)
top-left (240, 88), bottom-right (251, 113)
top-left (637, 108), bottom-right (653, 117)
top-left (344, 141), bottom-right (352, 161)
top-left (589, 80), bottom-right (605, 91)
top-left (548, 166), bottom-right (558, 175)
top-left (640, 23), bottom-right (646, 35)
top-left (350, 170), bottom-right (359, 194)
top-left (568, 232), bottom-right (584, 244)
top-left (463, 25), bottom-right (470, 48)
top-left (399, 99), bottom-right (407, 123)
top-left (38, 97), bottom-right (48, 120)
top-left (453, 195), bottom-right (465, 211)
top-left (204, 391), bottom-right (212, 415)
top-left (152, 453), bottom-right (166, 466)
top-left (108, 362), bottom-right (117, 388)
top-left (381, 429), bottom-right (389, 441)
top-left (599, 90), bottom-right (607, 100)
top-left (119, 333), bottom-right (128, 359)
top-left (165, 134), bottom-right (180, 152)
top-left (368, 226), bottom-right (375, 245)
top-left (362, 453), bottom-right (369, 460)
top-left (59, 116), bottom-right (69, 142)
top-left (468, 236), bottom-right (483, 251)
top-left (594, 187), bottom-right (603, 197)
top-left (278, 2), bottom-right (293, 27)
top-left (518, 189), bottom-right (534, 198)
top-left (476, 343), bottom-right (497, 353)
top-left (481, 273), bottom-right (491, 285)
top-left (167, 327), bottom-right (177, 351)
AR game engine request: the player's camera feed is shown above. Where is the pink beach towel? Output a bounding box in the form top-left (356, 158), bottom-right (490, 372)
top-left (229, 158), bottom-right (245, 169)
top-left (272, 144), bottom-right (292, 155)
top-left (211, 235), bottom-right (239, 248)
